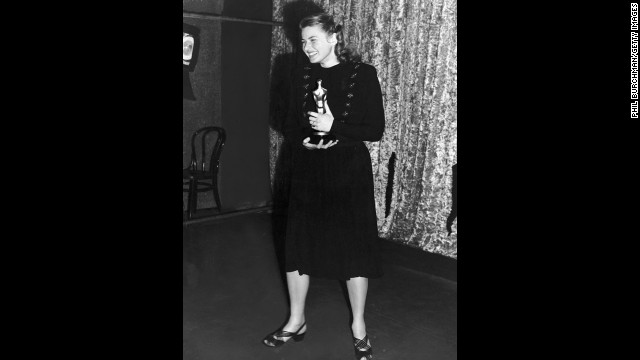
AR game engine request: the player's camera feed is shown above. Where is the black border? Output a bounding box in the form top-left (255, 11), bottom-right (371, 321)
top-left (27, 3), bottom-right (184, 358)
top-left (459, 2), bottom-right (634, 356)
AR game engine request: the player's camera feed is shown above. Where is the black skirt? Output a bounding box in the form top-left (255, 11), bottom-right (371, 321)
top-left (285, 141), bottom-right (383, 280)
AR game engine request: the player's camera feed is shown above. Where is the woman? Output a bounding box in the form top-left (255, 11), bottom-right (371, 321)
top-left (263, 13), bottom-right (385, 360)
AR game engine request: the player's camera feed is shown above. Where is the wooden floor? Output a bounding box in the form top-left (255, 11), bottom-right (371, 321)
top-left (183, 210), bottom-right (457, 359)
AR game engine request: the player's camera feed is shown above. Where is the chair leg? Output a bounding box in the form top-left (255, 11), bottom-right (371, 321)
top-left (192, 184), bottom-right (199, 218)
top-left (213, 181), bottom-right (222, 212)
top-left (187, 178), bottom-right (197, 220)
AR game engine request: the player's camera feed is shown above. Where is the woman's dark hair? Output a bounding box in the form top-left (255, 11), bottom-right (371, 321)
top-left (299, 13), bottom-right (361, 63)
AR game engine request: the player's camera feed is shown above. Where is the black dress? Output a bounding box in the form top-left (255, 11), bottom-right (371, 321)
top-left (283, 61), bottom-right (385, 280)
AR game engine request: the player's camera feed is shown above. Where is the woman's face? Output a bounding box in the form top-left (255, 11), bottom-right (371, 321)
top-left (301, 24), bottom-right (337, 65)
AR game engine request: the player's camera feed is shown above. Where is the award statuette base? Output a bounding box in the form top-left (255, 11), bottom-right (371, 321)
top-left (308, 131), bottom-right (336, 145)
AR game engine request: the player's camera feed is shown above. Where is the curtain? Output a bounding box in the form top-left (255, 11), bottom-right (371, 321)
top-left (269, 0), bottom-right (457, 258)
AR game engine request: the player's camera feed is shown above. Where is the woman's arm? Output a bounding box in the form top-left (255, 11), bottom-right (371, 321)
top-left (330, 65), bottom-right (385, 142)
top-left (282, 74), bottom-right (306, 147)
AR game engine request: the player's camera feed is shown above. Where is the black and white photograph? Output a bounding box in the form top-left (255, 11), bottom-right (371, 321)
top-left (183, 0), bottom-right (457, 359)
top-left (177, 1), bottom-right (639, 359)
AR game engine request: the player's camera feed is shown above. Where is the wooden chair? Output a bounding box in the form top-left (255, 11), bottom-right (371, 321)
top-left (183, 127), bottom-right (226, 220)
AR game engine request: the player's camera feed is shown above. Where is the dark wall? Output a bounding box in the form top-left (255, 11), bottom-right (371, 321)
top-left (183, 0), bottom-right (273, 212)
top-left (219, 18), bottom-right (273, 210)
top-left (223, 0), bottom-right (272, 20)
top-left (183, 0), bottom-right (223, 14)
top-left (182, 18), bottom-right (222, 149)
top-left (182, 18), bottom-right (222, 210)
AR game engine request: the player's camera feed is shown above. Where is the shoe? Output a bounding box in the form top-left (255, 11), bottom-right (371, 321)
top-left (262, 322), bottom-right (307, 347)
top-left (353, 334), bottom-right (373, 360)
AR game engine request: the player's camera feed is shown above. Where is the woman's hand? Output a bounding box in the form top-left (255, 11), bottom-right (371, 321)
top-left (307, 100), bottom-right (334, 132)
top-left (302, 137), bottom-right (339, 150)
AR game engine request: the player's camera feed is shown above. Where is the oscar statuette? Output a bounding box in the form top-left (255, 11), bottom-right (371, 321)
top-left (309, 79), bottom-right (336, 145)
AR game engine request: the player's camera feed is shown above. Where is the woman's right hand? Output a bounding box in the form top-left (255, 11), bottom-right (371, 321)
top-left (302, 137), bottom-right (339, 150)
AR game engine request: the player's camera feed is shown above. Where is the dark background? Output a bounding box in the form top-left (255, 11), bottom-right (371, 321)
top-left (183, 0), bottom-right (274, 211)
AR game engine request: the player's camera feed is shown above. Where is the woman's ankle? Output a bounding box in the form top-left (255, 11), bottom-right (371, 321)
top-left (351, 320), bottom-right (367, 338)
top-left (287, 316), bottom-right (306, 328)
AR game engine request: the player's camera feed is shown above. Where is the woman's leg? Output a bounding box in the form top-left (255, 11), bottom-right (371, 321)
top-left (264, 270), bottom-right (309, 346)
top-left (283, 270), bottom-right (309, 333)
top-left (345, 276), bottom-right (369, 338)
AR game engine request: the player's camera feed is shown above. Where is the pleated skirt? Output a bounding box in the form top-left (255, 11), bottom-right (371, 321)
top-left (284, 142), bottom-right (383, 280)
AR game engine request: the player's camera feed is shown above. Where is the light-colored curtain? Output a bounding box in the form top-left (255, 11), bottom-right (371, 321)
top-left (269, 0), bottom-right (457, 258)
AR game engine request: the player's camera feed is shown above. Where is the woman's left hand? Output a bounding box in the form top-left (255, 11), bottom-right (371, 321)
top-left (307, 100), bottom-right (334, 133)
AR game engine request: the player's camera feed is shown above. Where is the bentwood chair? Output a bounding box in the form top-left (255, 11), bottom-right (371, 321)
top-left (183, 126), bottom-right (226, 220)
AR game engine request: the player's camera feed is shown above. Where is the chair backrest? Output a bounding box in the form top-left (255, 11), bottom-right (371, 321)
top-left (189, 127), bottom-right (226, 175)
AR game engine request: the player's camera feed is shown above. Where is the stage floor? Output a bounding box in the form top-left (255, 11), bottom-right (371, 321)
top-left (183, 210), bottom-right (456, 359)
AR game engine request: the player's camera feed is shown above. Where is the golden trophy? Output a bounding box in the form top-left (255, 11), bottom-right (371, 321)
top-left (308, 79), bottom-right (336, 145)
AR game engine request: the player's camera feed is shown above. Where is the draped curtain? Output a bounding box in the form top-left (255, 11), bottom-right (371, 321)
top-left (269, 0), bottom-right (457, 258)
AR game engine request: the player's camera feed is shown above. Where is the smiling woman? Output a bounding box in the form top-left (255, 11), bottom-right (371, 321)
top-left (263, 12), bottom-right (384, 360)
top-left (270, 0), bottom-right (458, 260)
top-left (300, 25), bottom-right (337, 67)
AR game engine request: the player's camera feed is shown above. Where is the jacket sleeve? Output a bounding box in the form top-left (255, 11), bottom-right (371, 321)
top-left (283, 71), bottom-right (307, 148)
top-left (329, 65), bottom-right (385, 142)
